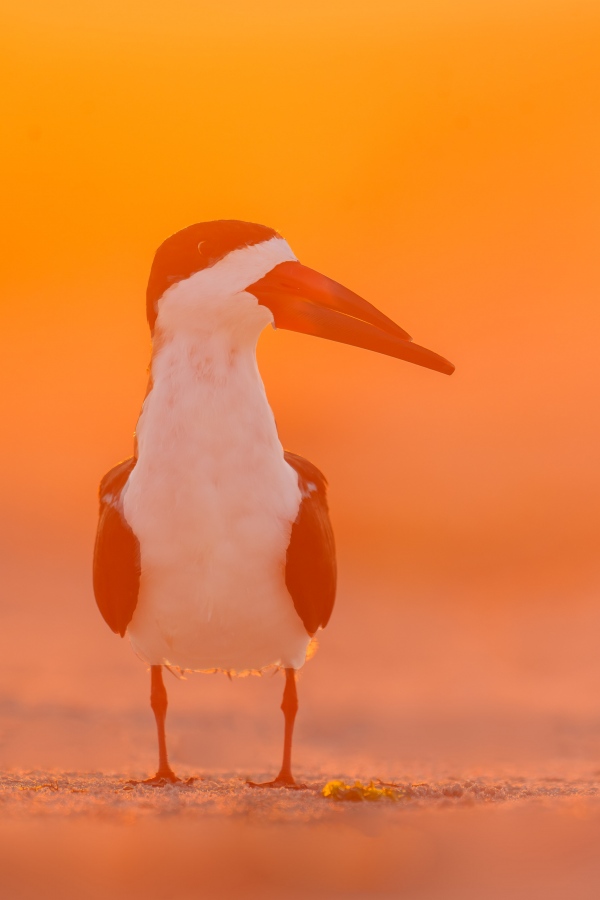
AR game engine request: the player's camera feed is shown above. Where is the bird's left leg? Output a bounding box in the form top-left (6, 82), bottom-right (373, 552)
top-left (248, 667), bottom-right (306, 789)
top-left (277, 667), bottom-right (299, 785)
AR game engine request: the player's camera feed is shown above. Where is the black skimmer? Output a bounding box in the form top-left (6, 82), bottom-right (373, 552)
top-left (93, 221), bottom-right (454, 786)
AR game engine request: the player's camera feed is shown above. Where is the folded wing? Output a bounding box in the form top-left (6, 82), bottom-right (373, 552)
top-left (93, 457), bottom-right (140, 637)
top-left (284, 452), bottom-right (337, 636)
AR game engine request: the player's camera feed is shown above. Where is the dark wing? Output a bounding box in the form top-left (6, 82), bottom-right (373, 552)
top-left (93, 457), bottom-right (140, 637)
top-left (284, 451), bottom-right (337, 636)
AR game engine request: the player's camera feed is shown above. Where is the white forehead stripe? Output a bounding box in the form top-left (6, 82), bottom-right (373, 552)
top-left (153, 235), bottom-right (298, 337)
top-left (181, 236), bottom-right (297, 301)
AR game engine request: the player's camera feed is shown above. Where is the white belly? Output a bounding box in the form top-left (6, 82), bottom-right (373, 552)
top-left (122, 325), bottom-right (310, 673)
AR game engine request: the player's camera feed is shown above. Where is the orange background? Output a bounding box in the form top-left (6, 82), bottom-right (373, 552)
top-left (1, 0), bottom-right (599, 770)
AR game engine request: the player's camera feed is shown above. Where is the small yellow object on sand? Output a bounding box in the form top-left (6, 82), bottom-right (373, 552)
top-left (322, 779), bottom-right (401, 802)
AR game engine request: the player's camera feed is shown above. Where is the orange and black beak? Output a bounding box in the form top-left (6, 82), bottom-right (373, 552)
top-left (248, 261), bottom-right (454, 376)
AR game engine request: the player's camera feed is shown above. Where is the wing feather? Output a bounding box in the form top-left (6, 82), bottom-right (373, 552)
top-left (92, 457), bottom-right (140, 637)
top-left (284, 451), bottom-right (337, 636)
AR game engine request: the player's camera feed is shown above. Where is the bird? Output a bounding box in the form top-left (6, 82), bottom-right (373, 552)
top-left (93, 220), bottom-right (454, 787)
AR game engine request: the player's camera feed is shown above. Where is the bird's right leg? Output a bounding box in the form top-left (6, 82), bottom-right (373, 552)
top-left (140, 665), bottom-right (180, 784)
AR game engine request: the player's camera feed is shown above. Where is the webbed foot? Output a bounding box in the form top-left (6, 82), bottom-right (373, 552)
top-left (247, 773), bottom-right (308, 790)
top-left (126, 768), bottom-right (181, 787)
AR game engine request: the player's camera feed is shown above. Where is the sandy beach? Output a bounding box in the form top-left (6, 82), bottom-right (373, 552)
top-left (2, 773), bottom-right (600, 900)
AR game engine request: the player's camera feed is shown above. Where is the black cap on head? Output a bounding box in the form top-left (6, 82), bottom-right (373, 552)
top-left (146, 220), bottom-right (280, 331)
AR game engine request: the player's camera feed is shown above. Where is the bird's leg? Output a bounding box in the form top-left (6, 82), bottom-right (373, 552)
top-left (248, 668), bottom-right (306, 789)
top-left (277, 667), bottom-right (298, 784)
top-left (134, 665), bottom-right (180, 785)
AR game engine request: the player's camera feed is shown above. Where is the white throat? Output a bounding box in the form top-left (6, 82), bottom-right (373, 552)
top-left (153, 235), bottom-right (296, 344)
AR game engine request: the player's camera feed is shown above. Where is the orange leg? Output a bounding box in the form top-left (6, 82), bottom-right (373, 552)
top-left (248, 668), bottom-right (305, 788)
top-left (277, 667), bottom-right (298, 783)
top-left (142, 665), bottom-right (180, 784)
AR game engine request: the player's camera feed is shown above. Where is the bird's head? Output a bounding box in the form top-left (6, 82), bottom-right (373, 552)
top-left (146, 220), bottom-right (454, 375)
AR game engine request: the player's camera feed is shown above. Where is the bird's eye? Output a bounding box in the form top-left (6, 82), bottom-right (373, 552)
top-left (197, 241), bottom-right (205, 253)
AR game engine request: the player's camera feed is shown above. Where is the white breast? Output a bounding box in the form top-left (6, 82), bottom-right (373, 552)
top-left (122, 244), bottom-right (310, 673)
